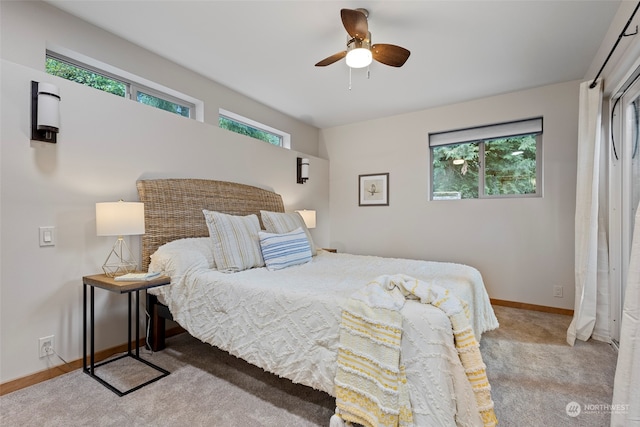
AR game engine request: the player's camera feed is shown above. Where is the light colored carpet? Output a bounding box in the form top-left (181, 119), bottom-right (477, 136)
top-left (0, 305), bottom-right (617, 426)
top-left (483, 306), bottom-right (617, 426)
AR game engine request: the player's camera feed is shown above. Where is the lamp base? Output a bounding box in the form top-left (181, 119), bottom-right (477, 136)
top-left (102, 237), bottom-right (138, 277)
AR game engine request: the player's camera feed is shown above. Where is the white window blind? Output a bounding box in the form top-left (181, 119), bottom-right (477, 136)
top-left (429, 117), bottom-right (543, 147)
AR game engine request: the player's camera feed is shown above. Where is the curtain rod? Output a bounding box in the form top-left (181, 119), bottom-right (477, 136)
top-left (589, 1), bottom-right (640, 89)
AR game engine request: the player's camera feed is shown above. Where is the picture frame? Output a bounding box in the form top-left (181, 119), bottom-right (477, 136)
top-left (359, 173), bottom-right (389, 206)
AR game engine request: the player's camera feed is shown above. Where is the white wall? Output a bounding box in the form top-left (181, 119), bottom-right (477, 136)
top-left (0, 1), bottom-right (320, 156)
top-left (0, 2), bottom-right (328, 383)
top-left (320, 81), bottom-right (580, 310)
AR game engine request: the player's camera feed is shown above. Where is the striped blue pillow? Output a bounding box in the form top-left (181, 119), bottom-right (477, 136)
top-left (259, 227), bottom-right (312, 271)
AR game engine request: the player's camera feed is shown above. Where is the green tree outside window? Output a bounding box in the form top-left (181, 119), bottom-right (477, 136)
top-left (432, 134), bottom-right (538, 199)
top-left (219, 116), bottom-right (282, 146)
top-left (45, 57), bottom-right (126, 97)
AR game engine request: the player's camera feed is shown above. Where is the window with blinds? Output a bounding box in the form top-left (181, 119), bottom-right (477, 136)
top-left (429, 117), bottom-right (543, 200)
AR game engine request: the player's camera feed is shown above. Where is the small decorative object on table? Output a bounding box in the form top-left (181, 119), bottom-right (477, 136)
top-left (114, 271), bottom-right (161, 282)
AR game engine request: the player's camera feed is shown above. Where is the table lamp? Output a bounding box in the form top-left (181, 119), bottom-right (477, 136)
top-left (96, 200), bottom-right (145, 277)
top-left (295, 209), bottom-right (316, 229)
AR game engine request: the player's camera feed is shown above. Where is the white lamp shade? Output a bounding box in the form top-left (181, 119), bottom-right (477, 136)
top-left (346, 48), bottom-right (372, 68)
top-left (96, 201), bottom-right (145, 236)
top-left (301, 158), bottom-right (309, 180)
top-left (37, 82), bottom-right (60, 132)
top-left (296, 210), bottom-right (316, 229)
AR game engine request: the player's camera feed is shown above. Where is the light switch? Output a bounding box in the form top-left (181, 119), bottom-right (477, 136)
top-left (39, 226), bottom-right (55, 247)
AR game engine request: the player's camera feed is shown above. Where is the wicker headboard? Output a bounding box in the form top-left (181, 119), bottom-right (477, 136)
top-left (136, 179), bottom-right (285, 270)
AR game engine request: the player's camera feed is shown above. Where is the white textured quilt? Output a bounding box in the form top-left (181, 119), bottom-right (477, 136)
top-left (149, 242), bottom-right (498, 426)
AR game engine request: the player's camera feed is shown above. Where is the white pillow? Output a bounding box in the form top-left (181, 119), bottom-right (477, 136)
top-left (203, 210), bottom-right (264, 273)
top-left (149, 237), bottom-right (215, 280)
top-left (259, 227), bottom-right (312, 271)
top-left (260, 210), bottom-right (317, 255)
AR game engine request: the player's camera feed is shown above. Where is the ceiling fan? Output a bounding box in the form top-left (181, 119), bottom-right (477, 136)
top-left (315, 8), bottom-right (411, 69)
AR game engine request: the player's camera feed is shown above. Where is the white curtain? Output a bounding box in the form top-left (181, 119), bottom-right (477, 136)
top-left (567, 79), bottom-right (611, 345)
top-left (611, 200), bottom-right (640, 426)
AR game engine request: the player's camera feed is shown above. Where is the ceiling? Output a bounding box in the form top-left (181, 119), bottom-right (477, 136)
top-left (45, 1), bottom-right (621, 129)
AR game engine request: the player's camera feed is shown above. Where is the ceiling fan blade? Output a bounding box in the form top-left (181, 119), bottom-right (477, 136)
top-left (341, 9), bottom-right (368, 40)
top-left (371, 44), bottom-right (411, 67)
top-left (315, 51), bottom-right (347, 67)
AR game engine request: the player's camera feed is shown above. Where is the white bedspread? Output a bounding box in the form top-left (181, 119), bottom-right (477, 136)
top-left (149, 247), bottom-right (498, 426)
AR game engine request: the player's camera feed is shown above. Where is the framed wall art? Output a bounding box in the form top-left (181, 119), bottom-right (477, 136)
top-left (358, 173), bottom-right (389, 206)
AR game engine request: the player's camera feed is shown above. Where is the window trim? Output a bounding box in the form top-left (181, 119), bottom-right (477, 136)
top-left (219, 108), bottom-right (291, 149)
top-left (429, 117), bottom-right (543, 200)
top-left (46, 48), bottom-right (201, 121)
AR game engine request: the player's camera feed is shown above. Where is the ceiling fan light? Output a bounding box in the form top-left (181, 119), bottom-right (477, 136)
top-left (346, 48), bottom-right (372, 68)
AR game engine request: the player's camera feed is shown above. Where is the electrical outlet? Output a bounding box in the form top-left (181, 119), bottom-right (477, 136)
top-left (39, 335), bottom-right (54, 358)
top-left (553, 286), bottom-right (563, 298)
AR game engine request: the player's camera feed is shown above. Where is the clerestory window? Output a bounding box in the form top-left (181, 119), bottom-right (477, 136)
top-left (45, 51), bottom-right (196, 119)
top-left (219, 109), bottom-right (290, 148)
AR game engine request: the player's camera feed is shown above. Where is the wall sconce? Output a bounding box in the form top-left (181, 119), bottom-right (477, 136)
top-left (31, 81), bottom-right (61, 143)
top-left (96, 201), bottom-right (145, 277)
top-left (295, 209), bottom-right (316, 229)
top-left (297, 157), bottom-right (309, 184)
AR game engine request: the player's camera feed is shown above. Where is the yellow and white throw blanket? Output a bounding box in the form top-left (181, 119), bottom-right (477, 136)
top-left (331, 274), bottom-right (498, 427)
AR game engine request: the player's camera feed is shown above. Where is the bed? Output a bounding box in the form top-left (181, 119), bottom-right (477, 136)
top-left (137, 178), bottom-right (499, 426)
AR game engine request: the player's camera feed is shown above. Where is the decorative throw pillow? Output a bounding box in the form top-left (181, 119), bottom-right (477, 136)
top-left (202, 210), bottom-right (264, 273)
top-left (149, 237), bottom-right (216, 280)
top-left (260, 210), bottom-right (317, 255)
top-left (259, 227), bottom-right (312, 271)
